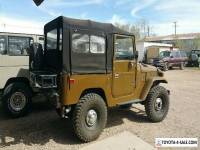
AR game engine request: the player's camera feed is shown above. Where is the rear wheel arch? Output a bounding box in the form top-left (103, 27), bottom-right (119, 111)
top-left (80, 88), bottom-right (107, 105)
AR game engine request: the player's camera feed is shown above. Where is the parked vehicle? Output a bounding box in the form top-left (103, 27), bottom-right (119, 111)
top-left (187, 50), bottom-right (200, 67)
top-left (29, 16), bottom-right (170, 142)
top-left (152, 50), bottom-right (188, 71)
top-left (0, 32), bottom-right (44, 117)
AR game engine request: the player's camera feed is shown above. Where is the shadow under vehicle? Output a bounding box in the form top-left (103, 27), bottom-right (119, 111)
top-left (29, 16), bottom-right (170, 142)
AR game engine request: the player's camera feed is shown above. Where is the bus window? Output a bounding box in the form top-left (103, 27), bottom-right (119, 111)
top-left (0, 36), bottom-right (6, 55)
top-left (8, 36), bottom-right (32, 56)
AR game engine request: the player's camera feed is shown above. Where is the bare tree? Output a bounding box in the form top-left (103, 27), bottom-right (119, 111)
top-left (114, 23), bottom-right (141, 40)
top-left (113, 19), bottom-right (155, 41)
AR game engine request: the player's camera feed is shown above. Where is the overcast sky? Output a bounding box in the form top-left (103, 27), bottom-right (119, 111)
top-left (0, 0), bottom-right (200, 35)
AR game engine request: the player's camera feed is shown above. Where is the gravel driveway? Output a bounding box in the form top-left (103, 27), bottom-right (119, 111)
top-left (0, 68), bottom-right (199, 150)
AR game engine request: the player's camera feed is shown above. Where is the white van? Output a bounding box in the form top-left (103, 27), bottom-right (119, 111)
top-left (0, 32), bottom-right (44, 117)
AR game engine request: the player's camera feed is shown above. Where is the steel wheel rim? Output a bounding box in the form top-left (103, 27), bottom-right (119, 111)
top-left (155, 98), bottom-right (163, 111)
top-left (10, 92), bottom-right (26, 111)
top-left (86, 109), bottom-right (98, 127)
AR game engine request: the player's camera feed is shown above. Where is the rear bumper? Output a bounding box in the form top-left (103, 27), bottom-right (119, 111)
top-left (30, 71), bottom-right (57, 89)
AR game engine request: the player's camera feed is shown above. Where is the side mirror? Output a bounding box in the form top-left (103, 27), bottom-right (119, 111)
top-left (135, 51), bottom-right (139, 59)
top-left (33, 0), bottom-right (44, 6)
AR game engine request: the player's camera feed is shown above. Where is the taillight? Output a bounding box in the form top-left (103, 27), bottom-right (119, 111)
top-left (69, 78), bottom-right (75, 84)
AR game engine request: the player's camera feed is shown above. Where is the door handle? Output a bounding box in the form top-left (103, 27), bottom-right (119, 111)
top-left (130, 62), bottom-right (134, 67)
top-left (128, 62), bottom-right (134, 70)
top-left (114, 73), bottom-right (119, 78)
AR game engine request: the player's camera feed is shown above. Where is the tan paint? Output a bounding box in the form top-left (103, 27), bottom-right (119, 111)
top-left (139, 76), bottom-right (167, 100)
top-left (112, 60), bottom-right (136, 98)
top-left (59, 34), bottom-right (168, 107)
top-left (60, 64), bottom-right (166, 107)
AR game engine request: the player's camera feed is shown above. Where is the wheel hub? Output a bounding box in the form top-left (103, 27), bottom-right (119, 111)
top-left (155, 98), bottom-right (163, 111)
top-left (10, 92), bottom-right (26, 111)
top-left (86, 109), bottom-right (98, 127)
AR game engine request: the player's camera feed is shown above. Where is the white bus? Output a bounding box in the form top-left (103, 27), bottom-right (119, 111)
top-left (0, 32), bottom-right (44, 117)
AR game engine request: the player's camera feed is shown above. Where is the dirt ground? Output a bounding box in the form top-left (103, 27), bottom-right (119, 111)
top-left (0, 68), bottom-right (200, 150)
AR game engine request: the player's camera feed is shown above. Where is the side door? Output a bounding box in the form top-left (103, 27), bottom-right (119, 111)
top-left (176, 51), bottom-right (183, 64)
top-left (112, 34), bottom-right (136, 98)
top-left (169, 51), bottom-right (177, 65)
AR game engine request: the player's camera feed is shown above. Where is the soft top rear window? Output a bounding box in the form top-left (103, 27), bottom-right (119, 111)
top-left (47, 29), bottom-right (57, 50)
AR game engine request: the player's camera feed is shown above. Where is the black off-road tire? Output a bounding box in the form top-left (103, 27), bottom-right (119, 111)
top-left (2, 82), bottom-right (32, 118)
top-left (72, 93), bottom-right (107, 142)
top-left (145, 86), bottom-right (169, 122)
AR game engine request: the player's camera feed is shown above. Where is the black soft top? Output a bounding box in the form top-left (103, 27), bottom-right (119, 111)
top-left (44, 16), bottom-right (134, 74)
top-left (44, 16), bottom-right (132, 36)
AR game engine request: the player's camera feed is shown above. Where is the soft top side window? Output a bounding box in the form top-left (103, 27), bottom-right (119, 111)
top-left (72, 33), bottom-right (105, 54)
top-left (90, 35), bottom-right (105, 54)
top-left (72, 33), bottom-right (89, 53)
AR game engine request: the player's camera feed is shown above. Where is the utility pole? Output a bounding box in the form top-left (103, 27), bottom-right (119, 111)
top-left (143, 25), bottom-right (146, 38)
top-left (147, 26), bottom-right (150, 37)
top-left (174, 21), bottom-right (177, 36)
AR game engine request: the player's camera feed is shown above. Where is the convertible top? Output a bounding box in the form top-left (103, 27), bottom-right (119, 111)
top-left (44, 16), bottom-right (134, 74)
top-left (44, 16), bottom-right (132, 36)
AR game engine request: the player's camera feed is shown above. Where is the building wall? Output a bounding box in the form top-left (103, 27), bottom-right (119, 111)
top-left (136, 42), bottom-right (173, 62)
top-left (146, 33), bottom-right (200, 51)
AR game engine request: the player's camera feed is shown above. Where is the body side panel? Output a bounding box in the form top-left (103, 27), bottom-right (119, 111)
top-left (0, 55), bottom-right (29, 89)
top-left (61, 73), bottom-right (146, 107)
